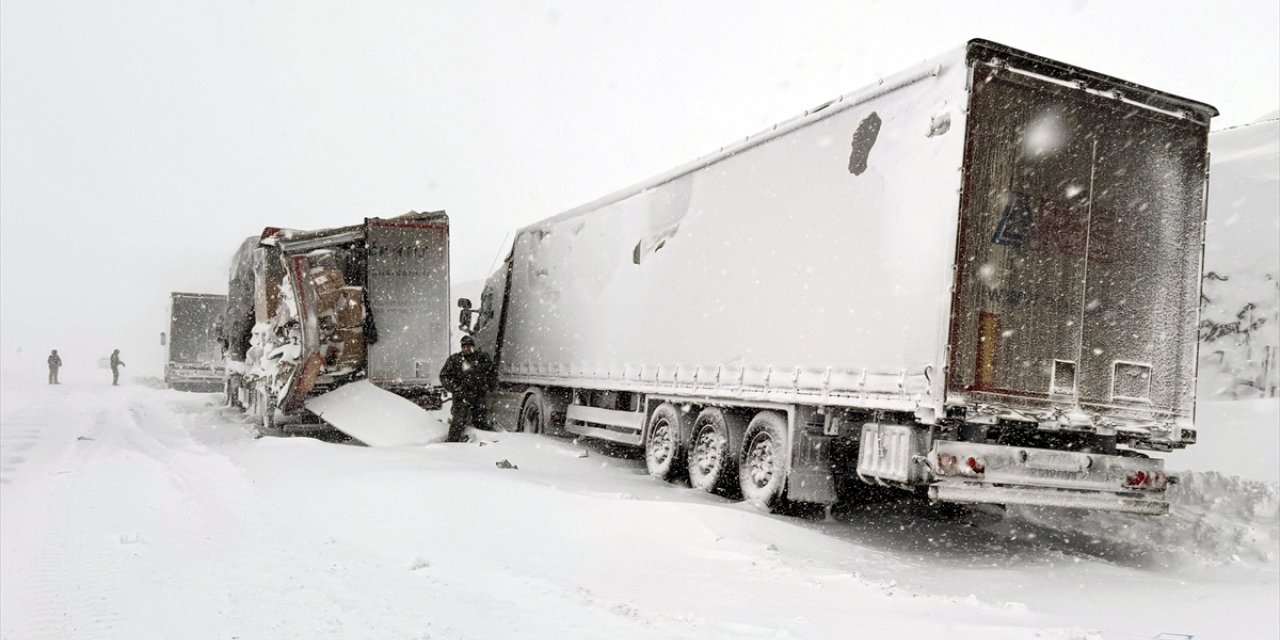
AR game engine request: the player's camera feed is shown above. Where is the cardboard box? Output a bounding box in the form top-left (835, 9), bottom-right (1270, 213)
top-left (327, 326), bottom-right (366, 371)
top-left (305, 250), bottom-right (346, 310)
top-left (335, 286), bottom-right (365, 329)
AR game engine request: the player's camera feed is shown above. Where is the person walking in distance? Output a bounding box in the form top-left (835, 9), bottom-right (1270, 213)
top-left (47, 349), bottom-right (62, 384)
top-left (438, 335), bottom-right (494, 442)
top-left (109, 349), bottom-right (126, 386)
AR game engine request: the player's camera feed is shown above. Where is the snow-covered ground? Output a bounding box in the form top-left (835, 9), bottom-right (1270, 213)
top-left (3, 114), bottom-right (1276, 640)
top-left (2, 371), bottom-right (1275, 640)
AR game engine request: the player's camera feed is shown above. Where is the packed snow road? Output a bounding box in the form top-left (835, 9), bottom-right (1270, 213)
top-left (1, 376), bottom-right (1276, 640)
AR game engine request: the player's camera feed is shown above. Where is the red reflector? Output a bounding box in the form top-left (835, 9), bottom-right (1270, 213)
top-left (966, 456), bottom-right (985, 474)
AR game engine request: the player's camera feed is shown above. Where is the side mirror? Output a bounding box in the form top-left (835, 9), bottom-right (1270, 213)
top-left (160, 332), bottom-right (167, 346)
top-left (457, 298), bottom-right (475, 333)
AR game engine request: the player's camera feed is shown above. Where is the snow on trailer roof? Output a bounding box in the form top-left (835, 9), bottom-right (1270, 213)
top-left (521, 38), bottom-right (1219, 235)
top-left (258, 210), bottom-right (447, 253)
top-left (968, 39), bottom-right (1218, 124)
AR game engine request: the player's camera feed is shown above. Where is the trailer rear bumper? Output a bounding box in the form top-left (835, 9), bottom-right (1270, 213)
top-left (165, 365), bottom-right (226, 392)
top-left (929, 482), bottom-right (1168, 515)
top-left (925, 440), bottom-right (1170, 515)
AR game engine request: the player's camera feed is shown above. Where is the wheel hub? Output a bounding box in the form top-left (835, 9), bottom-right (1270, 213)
top-left (745, 436), bottom-right (776, 488)
top-left (649, 420), bottom-right (674, 463)
top-left (691, 429), bottom-right (724, 474)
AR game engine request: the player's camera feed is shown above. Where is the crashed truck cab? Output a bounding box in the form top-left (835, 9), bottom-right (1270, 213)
top-left (241, 211), bottom-right (451, 429)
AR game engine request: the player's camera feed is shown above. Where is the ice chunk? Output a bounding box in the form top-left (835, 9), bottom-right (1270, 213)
top-left (305, 380), bottom-right (447, 447)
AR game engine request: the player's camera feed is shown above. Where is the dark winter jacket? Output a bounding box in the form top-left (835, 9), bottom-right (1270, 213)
top-left (439, 351), bottom-right (494, 400)
top-left (110, 353), bottom-right (125, 370)
top-left (48, 354), bottom-right (62, 368)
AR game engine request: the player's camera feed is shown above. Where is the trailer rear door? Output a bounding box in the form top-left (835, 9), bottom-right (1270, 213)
top-left (365, 214), bottom-right (450, 388)
top-left (949, 62), bottom-right (1208, 421)
top-left (169, 294), bottom-right (226, 365)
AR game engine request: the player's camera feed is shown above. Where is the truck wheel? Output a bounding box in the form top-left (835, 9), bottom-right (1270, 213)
top-left (518, 389), bottom-right (546, 434)
top-left (739, 411), bottom-right (788, 512)
top-left (645, 402), bottom-right (687, 483)
top-left (688, 407), bottom-right (741, 494)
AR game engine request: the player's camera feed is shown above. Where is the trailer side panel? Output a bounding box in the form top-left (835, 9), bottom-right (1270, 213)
top-left (495, 49), bottom-right (971, 411)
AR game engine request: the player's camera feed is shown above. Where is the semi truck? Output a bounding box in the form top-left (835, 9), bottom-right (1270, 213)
top-left (221, 211), bottom-right (452, 432)
top-left (164, 292), bottom-right (227, 392)
top-left (460, 39), bottom-right (1216, 515)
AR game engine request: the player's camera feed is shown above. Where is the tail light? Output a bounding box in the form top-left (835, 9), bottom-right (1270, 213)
top-left (1124, 469), bottom-right (1167, 491)
top-left (966, 456), bottom-right (985, 474)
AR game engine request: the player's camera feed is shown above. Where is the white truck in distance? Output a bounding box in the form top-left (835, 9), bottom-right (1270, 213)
top-left (461, 39), bottom-right (1216, 515)
top-left (164, 292), bottom-right (227, 392)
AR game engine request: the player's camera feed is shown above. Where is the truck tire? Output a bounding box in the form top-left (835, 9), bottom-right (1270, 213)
top-left (739, 410), bottom-right (788, 512)
top-left (518, 388), bottom-right (546, 434)
top-left (645, 402), bottom-right (688, 483)
top-left (688, 407), bottom-right (743, 494)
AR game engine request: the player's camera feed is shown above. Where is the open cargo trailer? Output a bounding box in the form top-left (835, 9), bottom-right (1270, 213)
top-left (164, 292), bottom-right (227, 392)
top-left (223, 211), bottom-right (451, 433)
top-left (463, 39), bottom-right (1215, 515)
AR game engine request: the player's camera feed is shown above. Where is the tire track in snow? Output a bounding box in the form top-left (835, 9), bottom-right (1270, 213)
top-left (102, 391), bottom-right (457, 639)
top-left (2, 399), bottom-right (129, 639)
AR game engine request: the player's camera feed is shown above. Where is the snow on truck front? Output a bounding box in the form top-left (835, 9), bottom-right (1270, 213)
top-left (934, 41), bottom-right (1215, 514)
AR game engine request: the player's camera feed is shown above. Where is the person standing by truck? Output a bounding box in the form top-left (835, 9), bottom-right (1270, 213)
top-left (439, 335), bottom-right (494, 442)
top-left (109, 349), bottom-right (125, 386)
top-left (47, 349), bottom-right (62, 384)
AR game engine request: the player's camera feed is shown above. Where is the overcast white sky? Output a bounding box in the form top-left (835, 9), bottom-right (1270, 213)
top-left (2, 0), bottom-right (1278, 377)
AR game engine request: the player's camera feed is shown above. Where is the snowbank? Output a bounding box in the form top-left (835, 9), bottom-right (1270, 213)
top-left (1001, 470), bottom-right (1279, 571)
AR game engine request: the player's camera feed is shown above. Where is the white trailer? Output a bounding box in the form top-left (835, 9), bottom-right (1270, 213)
top-left (463, 39), bottom-right (1216, 515)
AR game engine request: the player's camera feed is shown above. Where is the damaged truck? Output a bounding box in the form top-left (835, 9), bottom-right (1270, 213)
top-left (164, 292), bottom-right (227, 392)
top-left (460, 39), bottom-right (1216, 515)
top-left (221, 211), bottom-right (452, 433)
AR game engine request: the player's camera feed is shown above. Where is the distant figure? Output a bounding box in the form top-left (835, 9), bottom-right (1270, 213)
top-left (47, 349), bottom-right (62, 384)
top-left (439, 335), bottom-right (494, 442)
top-left (109, 349), bottom-right (126, 386)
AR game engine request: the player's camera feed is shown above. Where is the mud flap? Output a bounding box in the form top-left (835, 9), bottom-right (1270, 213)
top-left (305, 380), bottom-right (448, 447)
top-left (787, 432), bottom-right (838, 504)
